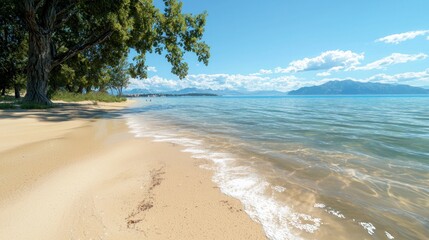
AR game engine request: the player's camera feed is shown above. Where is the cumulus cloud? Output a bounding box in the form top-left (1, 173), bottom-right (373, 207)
top-left (365, 69), bottom-right (429, 84)
top-left (128, 76), bottom-right (180, 92)
top-left (316, 71), bottom-right (331, 77)
top-left (250, 69), bottom-right (273, 76)
top-left (147, 66), bottom-right (157, 72)
top-left (353, 53), bottom-right (427, 70)
top-left (274, 50), bottom-right (364, 73)
top-left (127, 73), bottom-right (306, 92)
top-left (258, 69), bottom-right (273, 74)
top-left (376, 30), bottom-right (429, 44)
top-left (128, 67), bottom-right (429, 93)
top-left (321, 69), bottom-right (429, 86)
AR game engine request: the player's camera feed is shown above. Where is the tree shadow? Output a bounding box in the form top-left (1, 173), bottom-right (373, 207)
top-left (0, 102), bottom-right (131, 122)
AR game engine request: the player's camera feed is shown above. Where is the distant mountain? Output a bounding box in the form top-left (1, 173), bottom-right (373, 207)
top-left (166, 88), bottom-right (244, 95)
top-left (288, 80), bottom-right (429, 95)
top-left (124, 87), bottom-right (288, 96)
top-left (123, 88), bottom-right (152, 95)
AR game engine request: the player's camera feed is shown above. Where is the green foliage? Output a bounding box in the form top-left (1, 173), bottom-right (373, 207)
top-left (0, 96), bottom-right (52, 109)
top-left (45, 0), bottom-right (209, 88)
top-left (0, 95), bottom-right (16, 102)
top-left (0, 90), bottom-right (124, 109)
top-left (3, 0), bottom-right (210, 104)
top-left (128, 0), bottom-right (210, 79)
top-left (107, 57), bottom-right (130, 96)
top-left (51, 91), bottom-right (126, 102)
top-left (0, 103), bottom-right (18, 109)
top-left (58, 0), bottom-right (209, 79)
top-left (0, 0), bottom-right (27, 97)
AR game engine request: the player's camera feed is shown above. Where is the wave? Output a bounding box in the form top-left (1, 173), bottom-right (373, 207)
top-left (125, 114), bottom-right (322, 240)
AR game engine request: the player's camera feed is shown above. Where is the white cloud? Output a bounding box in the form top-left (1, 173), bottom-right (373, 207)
top-left (365, 69), bottom-right (429, 85)
top-left (354, 53), bottom-right (427, 70)
top-left (127, 73), bottom-right (306, 92)
top-left (147, 66), bottom-right (157, 72)
top-left (250, 69), bottom-right (273, 76)
top-left (128, 76), bottom-right (180, 92)
top-left (127, 67), bottom-right (429, 93)
top-left (376, 30), bottom-right (429, 44)
top-left (321, 69), bottom-right (429, 86)
top-left (316, 71), bottom-right (331, 77)
top-left (258, 69), bottom-right (273, 74)
top-left (275, 50), bottom-right (364, 73)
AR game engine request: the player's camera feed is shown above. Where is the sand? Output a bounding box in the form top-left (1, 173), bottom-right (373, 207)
top-left (0, 101), bottom-right (266, 239)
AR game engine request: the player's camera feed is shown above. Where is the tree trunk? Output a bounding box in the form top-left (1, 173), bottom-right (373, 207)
top-left (0, 86), bottom-right (5, 96)
top-left (14, 85), bottom-right (21, 99)
top-left (76, 85), bottom-right (84, 94)
top-left (23, 31), bottom-right (52, 104)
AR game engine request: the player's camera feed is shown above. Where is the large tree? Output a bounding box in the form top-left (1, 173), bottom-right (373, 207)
top-left (20, 0), bottom-right (209, 104)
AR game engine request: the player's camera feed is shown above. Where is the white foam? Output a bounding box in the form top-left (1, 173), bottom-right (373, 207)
top-left (314, 203), bottom-right (326, 208)
top-left (182, 148), bottom-right (207, 154)
top-left (272, 185), bottom-right (286, 193)
top-left (199, 164), bottom-right (216, 171)
top-left (385, 231), bottom-right (394, 239)
top-left (125, 115), bottom-right (323, 240)
top-left (313, 203), bottom-right (345, 218)
top-left (359, 222), bottom-right (376, 235)
top-left (327, 209), bottom-right (345, 219)
top-left (211, 158), bottom-right (322, 239)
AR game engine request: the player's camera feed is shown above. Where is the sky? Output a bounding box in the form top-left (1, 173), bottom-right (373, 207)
top-left (127, 0), bottom-right (429, 92)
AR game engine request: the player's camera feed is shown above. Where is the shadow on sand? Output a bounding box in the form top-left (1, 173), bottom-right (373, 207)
top-left (0, 102), bottom-right (133, 122)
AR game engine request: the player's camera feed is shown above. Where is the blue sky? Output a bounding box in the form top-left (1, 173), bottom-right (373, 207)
top-left (128, 0), bottom-right (429, 92)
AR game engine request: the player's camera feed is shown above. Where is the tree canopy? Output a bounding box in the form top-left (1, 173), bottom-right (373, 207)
top-left (0, 0), bottom-right (27, 98)
top-left (0, 0), bottom-right (210, 104)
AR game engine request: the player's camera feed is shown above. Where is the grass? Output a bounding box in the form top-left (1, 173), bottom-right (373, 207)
top-left (0, 95), bottom-right (17, 102)
top-left (20, 102), bottom-right (55, 109)
top-left (0, 91), bottom-right (125, 110)
top-left (51, 91), bottom-right (126, 103)
top-left (0, 95), bottom-right (19, 109)
top-left (0, 99), bottom-right (53, 110)
top-left (0, 102), bottom-right (18, 109)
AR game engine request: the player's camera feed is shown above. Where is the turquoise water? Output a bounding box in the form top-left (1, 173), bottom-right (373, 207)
top-left (126, 95), bottom-right (429, 240)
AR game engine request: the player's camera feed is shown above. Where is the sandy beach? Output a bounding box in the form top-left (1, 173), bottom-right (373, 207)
top-left (0, 101), bottom-right (266, 240)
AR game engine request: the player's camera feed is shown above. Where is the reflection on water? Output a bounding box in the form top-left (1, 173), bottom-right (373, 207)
top-left (126, 95), bottom-right (429, 240)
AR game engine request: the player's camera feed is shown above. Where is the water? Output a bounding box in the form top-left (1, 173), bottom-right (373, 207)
top-left (125, 95), bottom-right (429, 240)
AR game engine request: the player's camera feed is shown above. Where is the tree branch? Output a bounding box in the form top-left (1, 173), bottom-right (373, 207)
top-left (56, 1), bottom-right (77, 17)
top-left (34, 0), bottom-right (46, 11)
top-left (51, 29), bottom-right (113, 68)
top-left (54, 6), bottom-right (78, 29)
top-left (54, 1), bottom-right (88, 30)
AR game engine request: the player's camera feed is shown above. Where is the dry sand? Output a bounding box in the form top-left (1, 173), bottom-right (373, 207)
top-left (0, 101), bottom-right (266, 239)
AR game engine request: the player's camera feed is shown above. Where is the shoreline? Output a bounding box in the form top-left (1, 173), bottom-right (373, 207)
top-left (0, 100), bottom-right (266, 239)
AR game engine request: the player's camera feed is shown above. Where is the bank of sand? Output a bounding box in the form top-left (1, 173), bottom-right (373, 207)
top-left (0, 101), bottom-right (266, 239)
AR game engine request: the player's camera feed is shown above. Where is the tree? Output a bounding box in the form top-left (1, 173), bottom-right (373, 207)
top-left (19, 0), bottom-right (210, 104)
top-left (108, 57), bottom-right (129, 97)
top-left (0, 0), bottom-right (27, 98)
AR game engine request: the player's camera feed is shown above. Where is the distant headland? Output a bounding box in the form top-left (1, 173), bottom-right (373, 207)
top-left (288, 80), bottom-right (429, 95)
top-left (124, 93), bottom-right (218, 97)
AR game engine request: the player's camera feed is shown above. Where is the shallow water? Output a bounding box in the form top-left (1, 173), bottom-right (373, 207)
top-left (126, 95), bottom-right (429, 240)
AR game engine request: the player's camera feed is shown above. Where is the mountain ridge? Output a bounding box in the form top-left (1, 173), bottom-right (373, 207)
top-left (288, 80), bottom-right (429, 95)
top-left (124, 87), bottom-right (287, 96)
